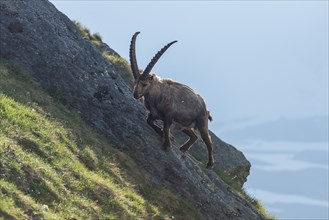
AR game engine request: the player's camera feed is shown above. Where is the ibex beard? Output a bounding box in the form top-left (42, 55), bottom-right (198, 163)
top-left (130, 32), bottom-right (214, 169)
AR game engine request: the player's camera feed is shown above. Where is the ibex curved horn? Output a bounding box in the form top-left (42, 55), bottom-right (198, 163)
top-left (130, 32), bottom-right (141, 80)
top-left (143, 40), bottom-right (178, 76)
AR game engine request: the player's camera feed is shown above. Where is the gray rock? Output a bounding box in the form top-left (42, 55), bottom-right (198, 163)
top-left (173, 128), bottom-right (251, 188)
top-left (99, 42), bottom-right (121, 57)
top-left (0, 0), bottom-right (265, 219)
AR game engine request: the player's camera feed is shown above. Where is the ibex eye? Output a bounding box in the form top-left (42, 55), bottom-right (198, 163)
top-left (141, 83), bottom-right (147, 87)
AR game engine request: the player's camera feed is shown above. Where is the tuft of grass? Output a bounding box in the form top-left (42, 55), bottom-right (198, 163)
top-left (0, 59), bottom-right (201, 219)
top-left (74, 20), bottom-right (93, 41)
top-left (240, 189), bottom-right (276, 220)
top-left (73, 20), bottom-right (103, 48)
top-left (93, 32), bottom-right (103, 42)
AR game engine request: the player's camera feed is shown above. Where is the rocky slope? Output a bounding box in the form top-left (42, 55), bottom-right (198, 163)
top-left (0, 0), bottom-right (266, 219)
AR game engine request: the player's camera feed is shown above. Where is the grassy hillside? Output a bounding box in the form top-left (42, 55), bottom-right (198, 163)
top-left (0, 60), bottom-right (201, 219)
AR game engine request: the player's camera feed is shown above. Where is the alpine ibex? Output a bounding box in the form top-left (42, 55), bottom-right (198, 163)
top-left (130, 32), bottom-right (214, 168)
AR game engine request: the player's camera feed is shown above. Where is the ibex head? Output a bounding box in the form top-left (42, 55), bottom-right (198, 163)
top-left (129, 32), bottom-right (177, 99)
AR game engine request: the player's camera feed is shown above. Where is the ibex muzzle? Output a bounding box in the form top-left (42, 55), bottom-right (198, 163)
top-left (130, 32), bottom-right (214, 168)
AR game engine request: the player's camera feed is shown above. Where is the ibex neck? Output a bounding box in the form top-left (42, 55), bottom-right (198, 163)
top-left (144, 74), bottom-right (162, 100)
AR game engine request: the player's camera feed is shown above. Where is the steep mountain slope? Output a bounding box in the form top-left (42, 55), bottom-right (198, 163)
top-left (0, 60), bottom-right (202, 219)
top-left (72, 20), bottom-right (250, 188)
top-left (0, 0), bottom-right (270, 219)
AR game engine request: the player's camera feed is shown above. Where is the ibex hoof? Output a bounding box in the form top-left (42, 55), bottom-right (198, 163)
top-left (179, 146), bottom-right (188, 153)
top-left (206, 161), bottom-right (214, 169)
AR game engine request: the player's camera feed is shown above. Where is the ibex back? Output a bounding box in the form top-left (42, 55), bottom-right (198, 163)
top-left (130, 32), bottom-right (214, 168)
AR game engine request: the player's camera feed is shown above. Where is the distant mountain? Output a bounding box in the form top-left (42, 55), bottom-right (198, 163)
top-left (220, 116), bottom-right (328, 143)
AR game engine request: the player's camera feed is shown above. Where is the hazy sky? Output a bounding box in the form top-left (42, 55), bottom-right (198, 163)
top-left (51, 1), bottom-right (328, 132)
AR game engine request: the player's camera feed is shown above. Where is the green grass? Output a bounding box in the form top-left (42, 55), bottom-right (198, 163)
top-left (241, 189), bottom-right (276, 220)
top-left (74, 21), bottom-right (93, 41)
top-left (0, 60), bottom-right (201, 219)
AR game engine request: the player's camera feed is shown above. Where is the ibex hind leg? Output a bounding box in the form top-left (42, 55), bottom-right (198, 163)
top-left (199, 126), bottom-right (214, 169)
top-left (180, 129), bottom-right (197, 152)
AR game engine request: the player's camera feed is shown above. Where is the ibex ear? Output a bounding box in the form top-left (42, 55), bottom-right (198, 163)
top-left (136, 69), bottom-right (142, 79)
top-left (150, 74), bottom-right (155, 80)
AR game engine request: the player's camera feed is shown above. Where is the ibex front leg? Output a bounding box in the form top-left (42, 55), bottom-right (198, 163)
top-left (147, 113), bottom-right (163, 137)
top-left (162, 117), bottom-right (173, 151)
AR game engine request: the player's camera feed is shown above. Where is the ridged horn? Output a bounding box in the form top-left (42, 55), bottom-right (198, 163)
top-left (143, 40), bottom-right (178, 76)
top-left (130, 31), bottom-right (141, 80)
